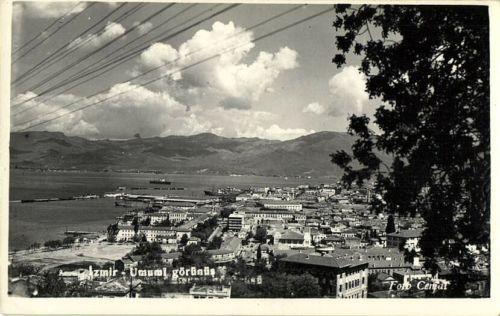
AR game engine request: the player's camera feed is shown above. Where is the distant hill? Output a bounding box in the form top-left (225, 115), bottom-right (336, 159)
top-left (9, 131), bottom-right (388, 177)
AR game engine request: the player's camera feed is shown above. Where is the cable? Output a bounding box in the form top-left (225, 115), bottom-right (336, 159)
top-left (12, 3), bottom-right (128, 85)
top-left (12, 3), bottom-right (233, 110)
top-left (12, 2), bottom-right (81, 55)
top-left (13, 4), bottom-right (303, 118)
top-left (12, 2), bottom-right (94, 63)
top-left (17, 3), bottom-right (174, 96)
top-left (14, 6), bottom-right (333, 132)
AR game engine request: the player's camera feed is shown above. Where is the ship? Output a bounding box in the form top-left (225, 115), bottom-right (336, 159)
top-left (149, 178), bottom-right (171, 185)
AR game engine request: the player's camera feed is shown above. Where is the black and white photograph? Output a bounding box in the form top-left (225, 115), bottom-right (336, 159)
top-left (1, 0), bottom-right (497, 310)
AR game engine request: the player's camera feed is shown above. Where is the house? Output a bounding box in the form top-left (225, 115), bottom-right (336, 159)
top-left (261, 200), bottom-right (303, 211)
top-left (228, 213), bottom-right (245, 231)
top-left (277, 230), bottom-right (304, 247)
top-left (280, 253), bottom-right (369, 298)
top-left (92, 277), bottom-right (142, 298)
top-left (189, 284), bottom-right (231, 298)
top-left (386, 229), bottom-right (423, 251)
top-left (160, 252), bottom-right (181, 266)
top-left (187, 236), bottom-right (201, 246)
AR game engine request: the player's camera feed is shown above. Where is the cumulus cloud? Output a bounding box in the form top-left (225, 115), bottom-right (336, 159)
top-left (69, 22), bottom-right (126, 50)
top-left (12, 85), bottom-right (311, 141)
top-left (133, 21), bottom-right (154, 35)
top-left (303, 102), bottom-right (326, 115)
top-left (11, 21), bottom-right (309, 140)
top-left (237, 124), bottom-right (315, 141)
top-left (327, 66), bottom-right (369, 116)
top-left (139, 21), bottom-right (298, 109)
top-left (13, 2), bottom-right (87, 19)
top-left (140, 43), bottom-right (179, 68)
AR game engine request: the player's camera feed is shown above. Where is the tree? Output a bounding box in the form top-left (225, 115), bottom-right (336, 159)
top-left (385, 215), bottom-right (396, 234)
top-left (178, 244), bottom-right (213, 267)
top-left (179, 234), bottom-right (189, 247)
top-left (155, 217), bottom-right (172, 227)
top-left (254, 227), bottom-right (267, 244)
top-left (132, 241), bottom-right (165, 264)
top-left (37, 272), bottom-right (67, 297)
top-left (132, 216), bottom-right (140, 235)
top-left (107, 223), bottom-right (119, 242)
top-left (207, 236), bottom-right (223, 250)
top-left (261, 272), bottom-right (320, 298)
top-left (256, 244), bottom-right (262, 262)
top-left (62, 236), bottom-right (75, 246)
top-left (220, 207), bottom-right (235, 218)
top-left (140, 217), bottom-right (151, 226)
top-left (44, 239), bottom-right (62, 249)
top-left (330, 5), bottom-right (489, 278)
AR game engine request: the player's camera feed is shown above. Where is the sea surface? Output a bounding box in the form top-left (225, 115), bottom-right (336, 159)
top-left (9, 169), bottom-right (333, 251)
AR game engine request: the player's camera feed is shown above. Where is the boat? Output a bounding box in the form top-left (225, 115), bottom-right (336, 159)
top-left (149, 179), bottom-right (171, 185)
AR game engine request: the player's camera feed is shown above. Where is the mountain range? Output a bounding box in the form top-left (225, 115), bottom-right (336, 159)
top-left (9, 131), bottom-right (383, 177)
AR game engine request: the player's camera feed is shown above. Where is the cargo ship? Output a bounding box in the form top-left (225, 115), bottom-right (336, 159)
top-left (149, 179), bottom-right (171, 185)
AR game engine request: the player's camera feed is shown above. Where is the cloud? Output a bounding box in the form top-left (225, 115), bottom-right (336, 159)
top-left (139, 21), bottom-right (298, 109)
top-left (140, 43), bottom-right (179, 68)
top-left (13, 2), bottom-right (88, 19)
top-left (303, 102), bottom-right (326, 115)
top-left (327, 66), bottom-right (369, 117)
top-left (237, 124), bottom-right (315, 141)
top-left (134, 21), bottom-right (154, 35)
top-left (68, 22), bottom-right (126, 50)
top-left (12, 83), bottom-right (313, 141)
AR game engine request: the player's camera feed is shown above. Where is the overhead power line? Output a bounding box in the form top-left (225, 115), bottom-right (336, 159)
top-left (14, 6), bottom-right (333, 132)
top-left (12, 2), bottom-right (94, 63)
top-left (17, 3), bottom-right (175, 96)
top-left (13, 4), bottom-right (303, 119)
top-left (12, 3), bottom-right (128, 85)
top-left (12, 2), bottom-right (82, 55)
top-left (12, 3), bottom-right (235, 110)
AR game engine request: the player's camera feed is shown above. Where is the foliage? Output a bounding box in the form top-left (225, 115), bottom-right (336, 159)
top-left (37, 272), bottom-right (67, 297)
top-left (404, 248), bottom-right (418, 263)
top-left (207, 235), bottom-right (223, 250)
top-left (254, 227), bottom-right (267, 244)
top-left (132, 216), bottom-right (139, 234)
top-left (260, 272), bottom-right (320, 298)
top-left (9, 263), bottom-right (41, 278)
top-left (179, 234), bottom-right (189, 247)
top-left (385, 214), bottom-right (396, 234)
top-left (44, 239), bottom-right (62, 249)
top-left (191, 217), bottom-right (218, 241)
top-left (256, 244), bottom-right (262, 262)
top-left (132, 241), bottom-right (165, 264)
top-left (62, 236), bottom-right (75, 246)
top-left (177, 244), bottom-right (213, 267)
top-left (155, 217), bottom-right (172, 227)
top-left (140, 217), bottom-right (151, 226)
top-left (330, 5), bottom-right (489, 274)
top-left (29, 242), bottom-right (41, 250)
top-left (220, 207), bottom-right (235, 218)
top-left (107, 223), bottom-right (119, 242)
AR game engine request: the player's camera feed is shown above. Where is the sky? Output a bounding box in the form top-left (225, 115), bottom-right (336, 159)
top-left (10, 1), bottom-right (377, 141)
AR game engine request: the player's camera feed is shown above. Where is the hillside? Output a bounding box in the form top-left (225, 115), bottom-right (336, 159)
top-left (9, 131), bottom-right (382, 177)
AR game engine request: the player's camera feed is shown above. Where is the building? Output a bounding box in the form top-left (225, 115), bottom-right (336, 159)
top-left (92, 278), bottom-right (142, 298)
top-left (280, 253), bottom-right (369, 298)
top-left (386, 229), bottom-right (423, 251)
top-left (208, 237), bottom-right (242, 263)
top-left (116, 225), bottom-right (180, 243)
top-left (189, 284), bottom-right (231, 298)
top-left (228, 213), bottom-right (245, 231)
top-left (261, 200), bottom-right (303, 211)
top-left (245, 209), bottom-right (306, 222)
